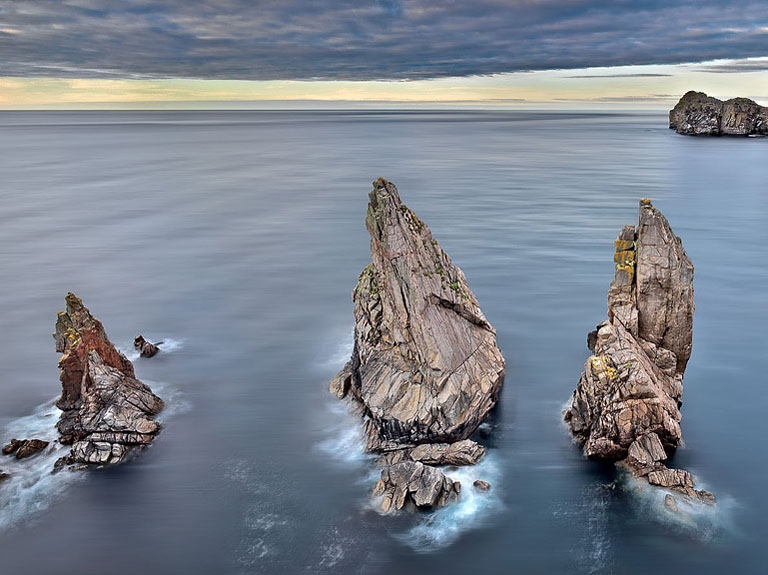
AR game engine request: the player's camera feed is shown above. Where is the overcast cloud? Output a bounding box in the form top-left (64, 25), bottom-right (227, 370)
top-left (1, 1), bottom-right (766, 80)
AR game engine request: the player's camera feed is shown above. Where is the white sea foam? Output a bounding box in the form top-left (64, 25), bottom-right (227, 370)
top-left (621, 471), bottom-right (736, 539)
top-left (394, 452), bottom-right (504, 552)
top-left (315, 401), bottom-right (373, 471)
top-left (0, 400), bottom-right (83, 531)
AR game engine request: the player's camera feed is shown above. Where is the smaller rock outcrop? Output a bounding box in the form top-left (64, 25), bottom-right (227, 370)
top-left (565, 200), bottom-right (713, 505)
top-left (669, 91), bottom-right (768, 136)
top-left (2, 438), bottom-right (49, 460)
top-left (373, 461), bottom-right (460, 512)
top-left (0, 471), bottom-right (9, 482)
top-left (54, 293), bottom-right (163, 467)
top-left (134, 335), bottom-right (161, 358)
top-left (473, 479), bottom-right (491, 492)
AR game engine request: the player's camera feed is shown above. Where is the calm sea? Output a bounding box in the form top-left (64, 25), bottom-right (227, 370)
top-left (0, 110), bottom-right (765, 574)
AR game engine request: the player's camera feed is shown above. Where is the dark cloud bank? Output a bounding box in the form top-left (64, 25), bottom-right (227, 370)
top-left (0, 0), bottom-right (766, 80)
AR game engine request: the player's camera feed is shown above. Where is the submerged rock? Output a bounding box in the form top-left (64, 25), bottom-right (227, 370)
top-left (565, 200), bottom-right (713, 503)
top-left (54, 293), bottom-right (163, 467)
top-left (2, 438), bottom-right (49, 460)
top-left (373, 461), bottom-right (460, 512)
top-left (332, 179), bottom-right (504, 511)
top-left (669, 91), bottom-right (768, 136)
top-left (473, 479), bottom-right (491, 492)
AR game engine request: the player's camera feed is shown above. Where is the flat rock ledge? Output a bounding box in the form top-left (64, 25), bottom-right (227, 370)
top-left (669, 91), bottom-right (768, 136)
top-left (53, 293), bottom-right (163, 469)
top-left (564, 200), bottom-right (714, 505)
top-left (332, 179), bottom-right (504, 511)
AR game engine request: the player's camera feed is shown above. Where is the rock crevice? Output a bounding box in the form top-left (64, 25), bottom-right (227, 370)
top-left (54, 293), bottom-right (163, 468)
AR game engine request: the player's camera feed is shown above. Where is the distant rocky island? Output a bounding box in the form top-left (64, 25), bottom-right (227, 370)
top-left (669, 91), bottom-right (767, 136)
top-left (564, 199), bottom-right (714, 511)
top-left (332, 178), bottom-right (505, 511)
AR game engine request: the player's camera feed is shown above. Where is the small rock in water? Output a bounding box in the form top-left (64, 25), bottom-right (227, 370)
top-left (134, 334), bottom-right (161, 358)
top-left (664, 493), bottom-right (679, 513)
top-left (0, 471), bottom-right (10, 482)
top-left (473, 480), bottom-right (491, 492)
top-left (373, 461), bottom-right (460, 512)
top-left (2, 438), bottom-right (49, 459)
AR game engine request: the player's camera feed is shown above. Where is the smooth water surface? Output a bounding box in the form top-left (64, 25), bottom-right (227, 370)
top-left (0, 110), bottom-right (765, 574)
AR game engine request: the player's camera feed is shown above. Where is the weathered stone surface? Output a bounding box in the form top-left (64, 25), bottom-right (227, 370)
top-left (565, 200), bottom-right (691, 458)
top-left (0, 471), bottom-right (9, 482)
top-left (2, 438), bottom-right (49, 459)
top-left (54, 293), bottom-right (163, 467)
top-left (372, 461), bottom-right (460, 512)
top-left (375, 439), bottom-right (486, 467)
top-left (134, 335), bottom-right (160, 358)
top-left (332, 179), bottom-right (505, 452)
top-left (565, 201), bottom-right (714, 504)
top-left (473, 479), bottom-right (491, 492)
top-left (669, 91), bottom-right (768, 136)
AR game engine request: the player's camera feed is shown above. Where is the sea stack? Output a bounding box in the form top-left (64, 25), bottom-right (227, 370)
top-left (331, 178), bottom-right (505, 511)
top-left (669, 91), bottom-right (768, 136)
top-left (54, 293), bottom-right (163, 468)
top-left (564, 200), bottom-right (714, 506)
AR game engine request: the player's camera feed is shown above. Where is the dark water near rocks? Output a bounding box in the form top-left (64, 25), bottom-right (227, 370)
top-left (0, 110), bottom-right (765, 574)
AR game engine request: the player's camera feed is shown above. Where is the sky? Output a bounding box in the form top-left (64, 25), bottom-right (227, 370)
top-left (0, 0), bottom-right (767, 109)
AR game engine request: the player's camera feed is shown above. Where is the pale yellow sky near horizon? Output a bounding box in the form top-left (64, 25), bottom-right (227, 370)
top-left (1, 57), bottom-right (766, 109)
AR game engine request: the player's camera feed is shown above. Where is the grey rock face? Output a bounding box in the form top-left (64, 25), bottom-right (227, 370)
top-left (332, 179), bottom-right (504, 451)
top-left (54, 293), bottom-right (163, 468)
top-left (565, 200), bottom-right (714, 503)
top-left (669, 91), bottom-right (768, 136)
top-left (372, 461), bottom-right (460, 512)
top-left (332, 179), bottom-right (504, 511)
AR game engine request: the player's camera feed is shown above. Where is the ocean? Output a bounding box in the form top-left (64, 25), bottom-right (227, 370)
top-left (0, 110), bottom-right (765, 574)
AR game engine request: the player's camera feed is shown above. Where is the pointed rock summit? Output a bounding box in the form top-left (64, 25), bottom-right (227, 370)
top-left (54, 293), bottom-right (163, 467)
top-left (565, 200), bottom-right (713, 506)
top-left (669, 91), bottom-right (768, 136)
top-left (332, 179), bottom-right (504, 510)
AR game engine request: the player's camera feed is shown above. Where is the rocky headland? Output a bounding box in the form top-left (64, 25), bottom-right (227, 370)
top-left (669, 91), bottom-right (768, 136)
top-left (564, 199), bottom-right (714, 509)
top-left (331, 178), bottom-right (505, 511)
top-left (53, 293), bottom-right (163, 469)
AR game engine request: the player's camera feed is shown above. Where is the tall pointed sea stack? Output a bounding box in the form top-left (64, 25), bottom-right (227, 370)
top-left (565, 200), bottom-right (713, 505)
top-left (332, 179), bottom-right (505, 511)
top-left (54, 293), bottom-right (163, 467)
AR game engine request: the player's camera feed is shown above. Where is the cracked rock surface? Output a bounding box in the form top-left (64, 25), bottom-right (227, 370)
top-left (565, 200), bottom-right (714, 504)
top-left (54, 293), bottom-right (163, 467)
top-left (669, 91), bottom-right (768, 136)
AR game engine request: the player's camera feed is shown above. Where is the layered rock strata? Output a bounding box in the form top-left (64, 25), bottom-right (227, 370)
top-left (332, 179), bottom-right (505, 510)
top-left (565, 199), bottom-right (714, 505)
top-left (669, 91), bottom-right (768, 136)
top-left (54, 293), bottom-right (163, 467)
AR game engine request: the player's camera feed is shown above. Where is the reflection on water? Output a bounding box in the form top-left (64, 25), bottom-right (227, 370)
top-left (0, 110), bottom-right (765, 574)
